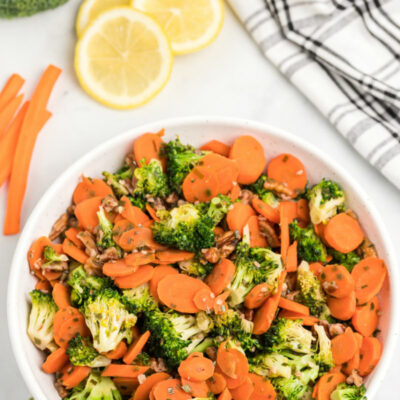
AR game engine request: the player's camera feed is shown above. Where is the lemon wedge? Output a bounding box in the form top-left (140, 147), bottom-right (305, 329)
top-left (75, 7), bottom-right (173, 109)
top-left (132, 0), bottom-right (224, 54)
top-left (76, 0), bottom-right (131, 37)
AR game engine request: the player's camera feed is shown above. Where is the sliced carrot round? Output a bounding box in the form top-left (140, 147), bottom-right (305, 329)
top-left (134, 131), bottom-right (165, 167)
top-left (60, 364), bottom-right (91, 389)
top-left (54, 312), bottom-right (90, 349)
top-left (247, 215), bottom-right (267, 248)
top-left (125, 252), bottom-right (156, 266)
top-left (73, 177), bottom-right (112, 204)
top-left (182, 165), bottom-right (219, 202)
top-left (316, 372), bottom-right (346, 400)
top-left (331, 327), bottom-right (358, 365)
top-left (207, 372), bottom-right (227, 394)
top-left (206, 258), bottom-right (236, 296)
top-left (181, 377), bottom-right (209, 397)
top-left (157, 274), bottom-right (209, 313)
top-left (359, 336), bottom-right (382, 376)
top-left (150, 265), bottom-right (179, 301)
top-left (74, 196), bottom-right (102, 232)
top-left (218, 388), bottom-right (232, 400)
top-left (226, 202), bottom-right (256, 235)
top-left (113, 219), bottom-right (136, 243)
top-left (155, 250), bottom-right (195, 264)
top-left (324, 213), bottom-right (364, 253)
top-left (134, 372), bottom-right (171, 400)
top-left (278, 297), bottom-right (310, 315)
top-left (114, 265), bottom-right (154, 289)
top-left (319, 264), bottom-right (355, 298)
top-left (244, 283), bottom-right (272, 309)
top-left (267, 153), bottom-right (307, 196)
top-left (118, 227), bottom-right (164, 252)
top-left (327, 291), bottom-right (356, 320)
top-left (229, 375), bottom-right (254, 400)
top-left (178, 355), bottom-right (214, 381)
top-left (103, 260), bottom-right (139, 278)
top-left (217, 342), bottom-right (238, 379)
top-left (193, 288), bottom-right (215, 312)
top-left (229, 135), bottom-right (266, 185)
top-left (248, 373), bottom-right (276, 400)
top-left (217, 349), bottom-right (249, 389)
top-left (279, 309), bottom-right (319, 326)
top-left (120, 195), bottom-right (150, 225)
top-left (200, 139), bottom-right (231, 157)
top-left (27, 236), bottom-right (52, 279)
top-left (351, 257), bottom-right (387, 304)
top-left (53, 306), bottom-right (80, 332)
top-left (352, 296), bottom-right (380, 337)
top-left (52, 283), bottom-right (71, 309)
top-left (214, 291), bottom-right (229, 315)
top-left (251, 197), bottom-right (280, 224)
top-left (153, 378), bottom-right (192, 400)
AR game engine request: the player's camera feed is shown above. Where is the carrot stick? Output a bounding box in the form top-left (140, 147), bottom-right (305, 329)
top-left (352, 296), bottom-right (380, 337)
top-left (279, 309), bottom-right (319, 326)
top-left (279, 201), bottom-right (297, 263)
top-left (327, 291), bottom-right (356, 321)
top-left (285, 241), bottom-right (298, 272)
top-left (4, 65), bottom-right (61, 235)
top-left (244, 283), bottom-right (272, 309)
top-left (149, 265), bottom-right (179, 301)
top-left (226, 202), bottom-right (256, 235)
top-left (253, 271), bottom-right (286, 334)
top-left (0, 93), bottom-right (23, 134)
top-left (0, 102), bottom-right (51, 189)
top-left (205, 258), bottom-right (236, 296)
top-left (278, 297), bottom-right (310, 315)
top-left (229, 136), bottom-right (266, 185)
top-left (247, 215), bottom-right (268, 248)
top-left (296, 198), bottom-right (310, 227)
top-left (101, 364), bottom-right (149, 378)
top-left (248, 373), bottom-right (276, 400)
top-left (0, 74), bottom-right (24, 111)
top-left (324, 213), bottom-right (364, 253)
top-left (207, 372), bottom-right (227, 394)
top-left (52, 283), bottom-right (71, 309)
top-left (42, 347), bottom-right (69, 374)
top-left (200, 139), bottom-right (231, 157)
top-left (267, 153), bottom-right (307, 196)
top-left (229, 183), bottom-right (241, 202)
top-left (157, 273), bottom-right (210, 313)
top-left (319, 264), bottom-right (355, 298)
top-left (73, 176), bottom-right (112, 204)
top-left (331, 327), bottom-right (358, 365)
top-left (358, 336), bottom-right (382, 376)
top-left (106, 341), bottom-right (128, 360)
top-left (133, 372), bottom-right (171, 400)
top-left (60, 364), bottom-right (91, 389)
top-left (351, 257), bottom-right (387, 304)
top-left (114, 265), bottom-right (154, 289)
top-left (123, 330), bottom-right (151, 365)
top-left (178, 355), bottom-right (214, 381)
top-left (145, 203), bottom-right (160, 221)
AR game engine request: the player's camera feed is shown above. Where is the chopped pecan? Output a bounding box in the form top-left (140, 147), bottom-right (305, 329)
top-left (66, 205), bottom-right (75, 215)
top-left (322, 280), bottom-right (338, 294)
top-left (84, 256), bottom-right (103, 276)
top-left (239, 189), bottom-right (253, 204)
top-left (215, 230), bottom-right (239, 259)
top-left (202, 247), bottom-right (220, 263)
top-left (49, 213), bottom-right (68, 241)
top-left (98, 247), bottom-right (121, 262)
top-left (177, 199), bottom-right (189, 206)
top-left (125, 152), bottom-right (137, 171)
top-left (358, 237), bottom-right (377, 259)
top-left (346, 369), bottom-right (363, 387)
top-left (102, 194), bottom-right (121, 213)
top-left (146, 196), bottom-right (166, 211)
top-left (258, 217), bottom-right (280, 248)
top-left (244, 309), bottom-right (254, 321)
top-left (329, 323), bottom-right (346, 337)
top-left (263, 178), bottom-right (294, 199)
top-left (77, 231), bottom-right (99, 258)
top-left (54, 381), bottom-right (69, 398)
top-left (166, 192), bottom-right (179, 204)
top-left (67, 215), bottom-right (79, 228)
top-left (205, 347), bottom-right (217, 361)
top-left (150, 357), bottom-right (168, 373)
top-left (285, 290), bottom-right (299, 301)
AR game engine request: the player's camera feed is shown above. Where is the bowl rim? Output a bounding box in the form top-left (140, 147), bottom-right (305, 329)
top-left (7, 115), bottom-right (400, 400)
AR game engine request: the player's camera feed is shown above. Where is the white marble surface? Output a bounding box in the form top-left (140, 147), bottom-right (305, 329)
top-left (0, 1), bottom-right (399, 398)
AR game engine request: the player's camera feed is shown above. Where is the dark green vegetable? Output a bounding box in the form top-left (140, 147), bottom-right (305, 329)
top-left (0, 0), bottom-right (69, 18)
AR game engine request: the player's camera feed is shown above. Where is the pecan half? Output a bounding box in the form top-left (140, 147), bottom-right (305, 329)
top-left (358, 237), bottom-right (377, 259)
top-left (346, 369), bottom-right (363, 387)
top-left (102, 194), bottom-right (121, 213)
top-left (166, 192), bottom-right (179, 204)
top-left (54, 381), bottom-right (69, 398)
top-left (263, 178), bottom-right (294, 199)
top-left (329, 323), bottom-right (346, 337)
top-left (84, 256), bottom-right (103, 276)
top-left (202, 247), bottom-right (220, 264)
top-left (215, 230), bottom-right (240, 259)
top-left (150, 357), bottom-right (168, 373)
top-left (49, 213), bottom-right (68, 241)
top-left (238, 189), bottom-right (254, 204)
top-left (98, 247), bottom-right (121, 263)
top-left (77, 231), bottom-right (99, 258)
top-left (258, 217), bottom-right (280, 248)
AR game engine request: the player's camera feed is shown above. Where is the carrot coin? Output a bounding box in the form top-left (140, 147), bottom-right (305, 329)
top-left (319, 264), bottom-right (355, 298)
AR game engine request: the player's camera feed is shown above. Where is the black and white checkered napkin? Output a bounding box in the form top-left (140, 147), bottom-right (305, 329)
top-left (228, 0), bottom-right (400, 188)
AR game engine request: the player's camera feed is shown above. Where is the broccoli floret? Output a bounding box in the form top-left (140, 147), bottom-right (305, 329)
top-left (42, 246), bottom-right (68, 270)
top-left (164, 138), bottom-right (207, 193)
top-left (66, 372), bottom-right (122, 400)
top-left (328, 249), bottom-right (361, 272)
top-left (205, 195), bottom-right (232, 225)
top-left (68, 266), bottom-right (113, 306)
top-left (0, 0), bottom-right (69, 18)
top-left (83, 289), bottom-right (137, 353)
top-left (250, 352), bottom-right (292, 378)
top-left (27, 290), bottom-right (58, 351)
top-left (67, 334), bottom-right (110, 368)
top-left (152, 203), bottom-right (215, 252)
top-left (272, 375), bottom-right (313, 400)
top-left (314, 325), bottom-right (334, 374)
top-left (244, 174), bottom-right (280, 208)
top-left (96, 207), bottom-right (121, 254)
top-left (143, 309), bottom-right (209, 367)
top-left (178, 258), bottom-right (213, 278)
top-left (330, 383), bottom-right (367, 400)
top-left (122, 283), bottom-right (158, 314)
top-left (260, 318), bottom-right (314, 354)
top-left (228, 243), bottom-right (283, 306)
top-left (211, 309), bottom-right (259, 353)
top-left (307, 179), bottom-right (345, 225)
top-left (134, 352), bottom-right (151, 366)
top-left (296, 261), bottom-right (328, 317)
top-left (133, 158), bottom-right (170, 203)
top-left (103, 166), bottom-right (133, 198)
top-left (290, 220), bottom-right (327, 263)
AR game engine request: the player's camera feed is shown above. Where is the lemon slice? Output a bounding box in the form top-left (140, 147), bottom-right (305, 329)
top-left (75, 7), bottom-right (173, 109)
top-left (76, 0), bottom-right (131, 37)
top-left (132, 0), bottom-right (224, 54)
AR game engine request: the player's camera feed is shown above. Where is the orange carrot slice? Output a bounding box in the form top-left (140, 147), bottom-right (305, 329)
top-left (42, 347), bottom-right (69, 374)
top-left (60, 364), bottom-right (91, 389)
top-left (351, 257), bottom-right (387, 304)
top-left (54, 312), bottom-right (89, 349)
top-left (193, 288), bottom-right (216, 312)
top-left (102, 364), bottom-right (149, 378)
top-left (218, 388), bottom-right (232, 400)
top-left (52, 283), bottom-right (71, 309)
top-left (285, 241), bottom-right (298, 272)
top-left (114, 265), bottom-right (154, 289)
top-left (319, 264), bottom-right (355, 298)
top-left (352, 296), bottom-right (380, 337)
top-left (251, 197), bottom-right (280, 224)
top-left (0, 73), bottom-right (24, 111)
top-left (327, 291), bottom-right (356, 321)
top-left (113, 377), bottom-right (139, 396)
top-left (214, 291), bottom-right (230, 315)
top-left (296, 198), bottom-right (310, 226)
top-left (206, 258), bottom-right (236, 296)
top-left (133, 372), bottom-right (170, 400)
top-left (62, 238), bottom-right (88, 265)
top-left (247, 215), bottom-right (267, 248)
top-left (359, 336), bottom-right (382, 376)
top-left (331, 327), bottom-right (358, 365)
top-left (207, 372), bottom-right (227, 394)
top-left (342, 333), bottom-right (363, 376)
top-left (120, 195), bottom-right (150, 225)
top-left (134, 131), bottom-right (165, 168)
top-left (226, 202), bottom-right (256, 235)
top-left (279, 309), bottom-right (319, 326)
top-left (182, 165), bottom-right (219, 202)
top-left (73, 177), bottom-right (112, 204)
top-left (316, 372), bottom-right (346, 400)
top-left (178, 355), bottom-right (214, 381)
top-left (149, 265), bottom-right (179, 301)
top-left (229, 375), bottom-right (254, 400)
top-left (125, 252), bottom-right (156, 266)
top-left (145, 203), bottom-right (160, 221)
top-left (106, 341), bottom-right (128, 360)
top-left (27, 236), bottom-right (52, 279)
top-left (35, 280), bottom-right (52, 293)
top-left (248, 373), bottom-right (276, 400)
top-left (153, 378), bottom-right (192, 400)
top-left (123, 330), bottom-right (151, 365)
top-left (200, 139), bottom-right (231, 156)
top-left (74, 196), bottom-right (102, 232)
top-left (229, 183), bottom-right (241, 202)
top-left (65, 227), bottom-right (84, 249)
top-left (103, 260), bottom-right (139, 278)
top-left (278, 297), bottom-right (310, 315)
top-left (267, 153), bottom-right (307, 196)
top-left (0, 93), bottom-right (23, 134)
top-left (155, 250), bottom-right (194, 264)
top-left (244, 283), bottom-right (272, 309)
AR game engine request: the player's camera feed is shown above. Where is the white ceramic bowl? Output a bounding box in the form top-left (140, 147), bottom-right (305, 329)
top-left (8, 116), bottom-right (399, 400)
